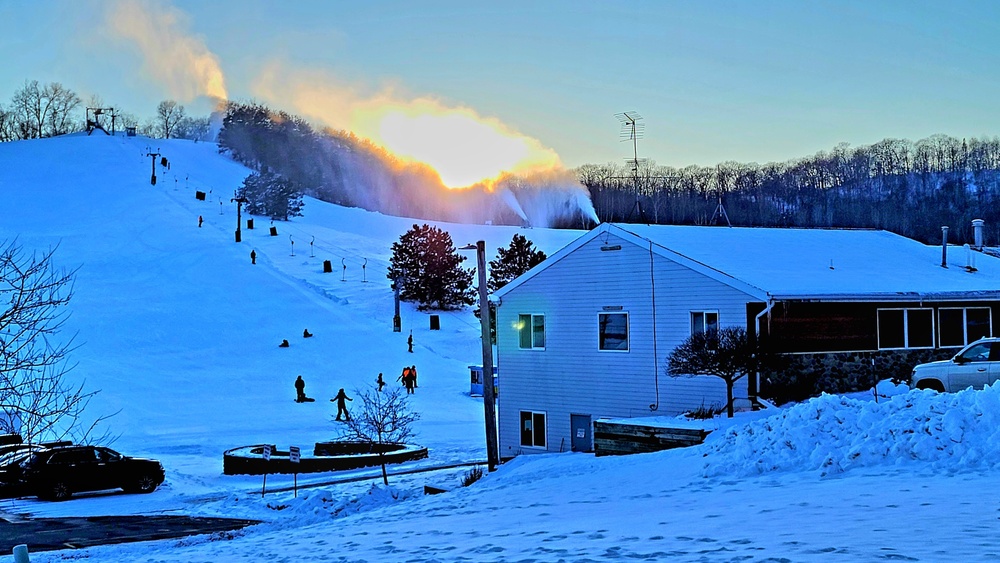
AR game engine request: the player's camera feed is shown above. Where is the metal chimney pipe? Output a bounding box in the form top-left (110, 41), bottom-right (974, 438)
top-left (972, 219), bottom-right (985, 249)
top-left (941, 226), bottom-right (949, 268)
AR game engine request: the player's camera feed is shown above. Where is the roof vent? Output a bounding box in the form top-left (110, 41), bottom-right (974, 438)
top-left (973, 219), bottom-right (985, 250)
top-left (941, 226), bottom-right (949, 268)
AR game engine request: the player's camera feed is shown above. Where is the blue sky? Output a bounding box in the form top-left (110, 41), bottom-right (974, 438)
top-left (3, 0), bottom-right (1000, 170)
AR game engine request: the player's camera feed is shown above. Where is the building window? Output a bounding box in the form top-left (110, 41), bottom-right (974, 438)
top-left (599, 312), bottom-right (629, 351)
top-left (520, 411), bottom-right (546, 448)
top-left (939, 307), bottom-right (992, 348)
top-left (691, 311), bottom-right (719, 336)
top-left (518, 314), bottom-right (545, 349)
top-left (877, 308), bottom-right (934, 349)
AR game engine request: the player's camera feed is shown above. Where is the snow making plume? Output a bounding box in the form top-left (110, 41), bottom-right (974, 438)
top-left (107, 0), bottom-right (228, 103)
top-left (252, 62), bottom-right (560, 188)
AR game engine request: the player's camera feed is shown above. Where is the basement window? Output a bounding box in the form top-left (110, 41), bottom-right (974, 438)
top-left (877, 308), bottom-right (934, 350)
top-left (520, 411), bottom-right (547, 448)
top-left (939, 307), bottom-right (992, 348)
top-left (599, 312), bottom-right (629, 351)
top-left (518, 314), bottom-right (545, 349)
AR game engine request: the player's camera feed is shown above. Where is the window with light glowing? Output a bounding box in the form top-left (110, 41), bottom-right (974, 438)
top-left (518, 314), bottom-right (545, 349)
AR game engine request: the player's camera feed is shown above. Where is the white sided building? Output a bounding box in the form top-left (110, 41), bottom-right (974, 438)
top-left (492, 222), bottom-right (1000, 459)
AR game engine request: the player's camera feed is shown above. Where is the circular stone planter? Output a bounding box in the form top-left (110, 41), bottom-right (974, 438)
top-left (223, 441), bottom-right (428, 475)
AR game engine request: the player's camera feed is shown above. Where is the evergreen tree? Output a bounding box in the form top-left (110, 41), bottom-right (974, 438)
top-left (387, 224), bottom-right (475, 311)
top-left (235, 170), bottom-right (304, 221)
top-left (487, 234), bottom-right (547, 293)
top-left (474, 234), bottom-right (548, 341)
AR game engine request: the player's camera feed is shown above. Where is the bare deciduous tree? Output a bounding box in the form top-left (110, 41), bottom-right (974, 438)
top-left (156, 100), bottom-right (186, 139)
top-left (666, 326), bottom-right (757, 418)
top-left (0, 240), bottom-right (104, 443)
top-left (9, 80), bottom-right (81, 139)
top-left (337, 386), bottom-right (419, 485)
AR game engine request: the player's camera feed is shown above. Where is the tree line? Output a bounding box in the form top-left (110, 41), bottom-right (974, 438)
top-left (580, 135), bottom-right (1000, 245)
top-left (0, 80), bottom-right (211, 141)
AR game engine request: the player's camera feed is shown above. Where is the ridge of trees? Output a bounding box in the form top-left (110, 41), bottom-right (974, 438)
top-left (0, 80), bottom-right (210, 141)
top-left (4, 80), bottom-right (1000, 244)
top-left (581, 135), bottom-right (1000, 245)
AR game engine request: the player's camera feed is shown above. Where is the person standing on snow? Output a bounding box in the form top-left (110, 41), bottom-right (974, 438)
top-left (332, 388), bottom-right (353, 421)
top-left (294, 375), bottom-right (307, 402)
top-left (376, 372), bottom-right (385, 392)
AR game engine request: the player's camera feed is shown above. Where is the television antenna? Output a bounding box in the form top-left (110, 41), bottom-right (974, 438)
top-left (615, 111), bottom-right (648, 222)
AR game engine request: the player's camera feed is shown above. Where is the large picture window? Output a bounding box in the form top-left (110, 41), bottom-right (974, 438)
top-left (877, 308), bottom-right (934, 349)
top-left (518, 314), bottom-right (545, 349)
top-left (520, 411), bottom-right (546, 448)
top-left (599, 312), bottom-right (629, 351)
top-left (939, 307), bottom-right (992, 348)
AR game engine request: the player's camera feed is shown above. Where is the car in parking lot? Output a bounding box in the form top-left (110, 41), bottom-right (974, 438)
top-left (910, 337), bottom-right (1000, 392)
top-left (19, 445), bottom-right (165, 500)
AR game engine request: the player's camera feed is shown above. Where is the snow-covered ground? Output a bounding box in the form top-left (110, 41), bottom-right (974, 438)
top-left (1, 134), bottom-right (999, 562)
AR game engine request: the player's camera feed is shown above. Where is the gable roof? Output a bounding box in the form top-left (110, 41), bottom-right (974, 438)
top-left (495, 223), bottom-right (1000, 302)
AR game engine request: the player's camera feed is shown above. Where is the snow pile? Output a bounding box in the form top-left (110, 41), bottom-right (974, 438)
top-left (703, 384), bottom-right (1000, 477)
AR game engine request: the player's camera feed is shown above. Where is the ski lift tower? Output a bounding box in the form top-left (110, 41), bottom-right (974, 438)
top-left (615, 111), bottom-right (648, 223)
top-left (86, 107), bottom-right (118, 136)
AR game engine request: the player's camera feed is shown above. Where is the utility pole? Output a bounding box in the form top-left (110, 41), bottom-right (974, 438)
top-left (462, 241), bottom-right (499, 471)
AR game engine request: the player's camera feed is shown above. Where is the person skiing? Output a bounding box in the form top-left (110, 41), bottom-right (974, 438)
top-left (198, 215), bottom-right (203, 228)
top-left (407, 331), bottom-right (413, 353)
top-left (294, 375), bottom-right (307, 402)
top-left (332, 388), bottom-right (352, 421)
top-left (376, 372), bottom-right (385, 392)
top-left (250, 249), bottom-right (257, 265)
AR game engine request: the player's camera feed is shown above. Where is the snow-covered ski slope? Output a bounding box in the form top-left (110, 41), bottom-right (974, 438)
top-left (1, 134), bottom-right (999, 562)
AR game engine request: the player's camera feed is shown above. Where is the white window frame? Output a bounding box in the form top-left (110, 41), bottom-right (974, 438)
top-left (877, 307), bottom-right (935, 350)
top-left (598, 312), bottom-right (629, 352)
top-left (519, 410), bottom-right (547, 448)
top-left (517, 314), bottom-right (545, 350)
top-left (691, 310), bottom-right (720, 336)
top-left (938, 307), bottom-right (993, 348)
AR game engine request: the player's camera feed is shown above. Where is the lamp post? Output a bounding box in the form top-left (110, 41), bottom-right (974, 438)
top-left (461, 241), bottom-right (499, 471)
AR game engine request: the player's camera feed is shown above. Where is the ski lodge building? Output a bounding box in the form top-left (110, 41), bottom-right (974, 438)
top-left (492, 222), bottom-right (1000, 458)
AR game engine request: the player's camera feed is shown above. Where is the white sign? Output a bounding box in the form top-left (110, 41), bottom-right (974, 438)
top-left (289, 446), bottom-right (301, 464)
top-left (262, 445), bottom-right (272, 461)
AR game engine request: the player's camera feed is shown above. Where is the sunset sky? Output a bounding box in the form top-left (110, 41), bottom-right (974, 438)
top-left (3, 0), bottom-right (1000, 173)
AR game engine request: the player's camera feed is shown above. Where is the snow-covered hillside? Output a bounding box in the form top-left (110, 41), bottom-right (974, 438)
top-left (1, 134), bottom-right (998, 562)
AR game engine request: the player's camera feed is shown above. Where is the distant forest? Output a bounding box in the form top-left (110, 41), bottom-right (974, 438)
top-left (580, 136), bottom-right (1000, 245)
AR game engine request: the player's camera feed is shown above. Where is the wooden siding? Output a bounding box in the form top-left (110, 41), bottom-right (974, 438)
top-left (764, 301), bottom-right (1000, 353)
top-left (593, 420), bottom-right (709, 456)
top-left (495, 232), bottom-right (757, 457)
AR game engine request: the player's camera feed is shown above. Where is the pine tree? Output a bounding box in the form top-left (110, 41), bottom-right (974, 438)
top-left (487, 234), bottom-right (547, 293)
top-left (235, 170), bottom-right (304, 221)
top-left (387, 224), bottom-right (475, 311)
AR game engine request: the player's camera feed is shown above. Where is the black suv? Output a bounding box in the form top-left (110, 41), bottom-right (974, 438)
top-left (20, 445), bottom-right (165, 500)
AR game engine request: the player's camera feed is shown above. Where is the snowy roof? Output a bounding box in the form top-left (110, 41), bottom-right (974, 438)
top-left (498, 223), bottom-right (1000, 302)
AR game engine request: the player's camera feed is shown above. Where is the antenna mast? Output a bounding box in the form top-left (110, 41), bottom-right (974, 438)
top-left (615, 111), bottom-right (647, 223)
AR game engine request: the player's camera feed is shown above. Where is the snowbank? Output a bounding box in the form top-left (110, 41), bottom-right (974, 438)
top-left (704, 383), bottom-right (1000, 477)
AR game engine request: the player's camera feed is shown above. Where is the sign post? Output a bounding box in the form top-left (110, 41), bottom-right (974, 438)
top-left (289, 445), bottom-right (301, 497)
top-left (261, 445), bottom-right (271, 498)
